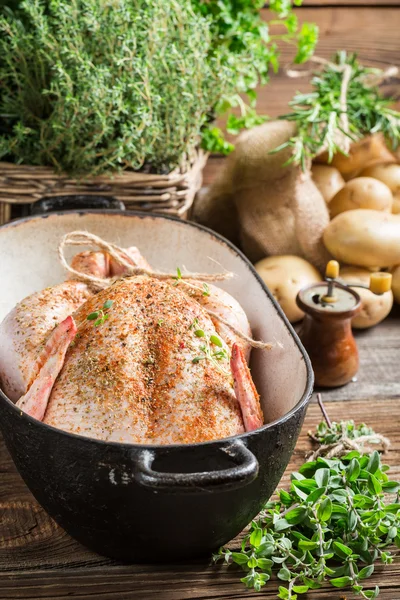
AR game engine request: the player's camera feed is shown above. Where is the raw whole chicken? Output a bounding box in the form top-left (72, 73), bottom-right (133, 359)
top-left (0, 243), bottom-right (264, 444)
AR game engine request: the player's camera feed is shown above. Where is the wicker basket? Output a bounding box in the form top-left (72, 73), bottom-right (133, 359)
top-left (0, 151), bottom-right (208, 225)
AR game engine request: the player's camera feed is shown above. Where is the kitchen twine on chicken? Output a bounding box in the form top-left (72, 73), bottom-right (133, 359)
top-left (285, 56), bottom-right (399, 155)
top-left (58, 231), bottom-right (275, 350)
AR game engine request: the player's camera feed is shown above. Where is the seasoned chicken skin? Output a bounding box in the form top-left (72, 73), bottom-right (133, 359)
top-left (0, 246), bottom-right (264, 444)
top-left (44, 277), bottom-right (252, 444)
top-left (0, 246), bottom-right (148, 401)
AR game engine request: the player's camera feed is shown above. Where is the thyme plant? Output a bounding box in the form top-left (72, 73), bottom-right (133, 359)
top-left (0, 0), bottom-right (317, 175)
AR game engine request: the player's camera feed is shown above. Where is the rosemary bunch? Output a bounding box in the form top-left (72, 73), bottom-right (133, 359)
top-left (276, 52), bottom-right (400, 169)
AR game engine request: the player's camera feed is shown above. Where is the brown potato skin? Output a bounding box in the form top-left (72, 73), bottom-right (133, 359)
top-left (391, 264), bottom-right (400, 304)
top-left (254, 255), bottom-right (321, 323)
top-left (340, 266), bottom-right (393, 329)
top-left (329, 177), bottom-right (393, 218)
top-left (360, 163), bottom-right (400, 189)
top-left (315, 134), bottom-right (395, 179)
top-left (324, 209), bottom-right (400, 269)
top-left (393, 192), bottom-right (400, 214)
top-left (311, 164), bottom-right (345, 204)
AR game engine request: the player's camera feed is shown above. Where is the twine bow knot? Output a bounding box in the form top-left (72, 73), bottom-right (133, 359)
top-left (58, 231), bottom-right (275, 350)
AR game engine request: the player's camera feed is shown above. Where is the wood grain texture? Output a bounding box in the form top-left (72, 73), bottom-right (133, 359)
top-left (267, 7), bottom-right (400, 68)
top-left (1, 399), bottom-right (400, 598)
top-left (321, 310), bottom-right (400, 401)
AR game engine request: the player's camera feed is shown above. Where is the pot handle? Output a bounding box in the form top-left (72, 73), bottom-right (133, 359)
top-left (31, 194), bottom-right (125, 214)
top-left (133, 439), bottom-right (259, 493)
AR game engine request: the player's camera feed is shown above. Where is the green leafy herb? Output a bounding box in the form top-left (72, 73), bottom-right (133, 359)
top-left (202, 283), bottom-right (211, 297)
top-left (0, 0), bottom-right (317, 174)
top-left (200, 127), bottom-right (234, 155)
top-left (0, 0), bottom-right (230, 175)
top-left (87, 312), bottom-right (99, 321)
top-left (213, 349), bottom-right (229, 361)
top-left (210, 334), bottom-right (223, 347)
top-left (276, 51), bottom-right (400, 169)
top-left (189, 318), bottom-right (200, 330)
top-left (173, 267), bottom-right (183, 286)
top-left (311, 419), bottom-right (379, 446)
top-left (157, 318), bottom-right (164, 327)
top-left (214, 422), bottom-right (399, 599)
top-left (194, 0), bottom-right (318, 152)
top-left (86, 300), bottom-right (113, 328)
top-left (192, 335), bottom-right (230, 374)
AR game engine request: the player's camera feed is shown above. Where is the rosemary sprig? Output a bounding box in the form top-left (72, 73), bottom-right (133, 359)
top-left (275, 51), bottom-right (400, 169)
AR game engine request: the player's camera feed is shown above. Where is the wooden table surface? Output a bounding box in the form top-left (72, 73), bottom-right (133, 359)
top-left (1, 0), bottom-right (400, 598)
top-left (1, 311), bottom-right (400, 600)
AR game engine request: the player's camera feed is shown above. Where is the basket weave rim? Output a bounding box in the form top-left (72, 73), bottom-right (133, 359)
top-left (0, 149), bottom-right (207, 184)
top-left (0, 150), bottom-right (208, 216)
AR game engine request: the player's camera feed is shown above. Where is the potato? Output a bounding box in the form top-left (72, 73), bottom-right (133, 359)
top-left (329, 177), bottom-right (393, 218)
top-left (360, 161), bottom-right (400, 191)
top-left (311, 165), bottom-right (345, 204)
top-left (254, 255), bottom-right (321, 323)
top-left (315, 134), bottom-right (395, 179)
top-left (324, 209), bottom-right (400, 269)
top-left (391, 264), bottom-right (400, 304)
top-left (393, 192), bottom-right (400, 214)
top-left (340, 266), bottom-right (393, 328)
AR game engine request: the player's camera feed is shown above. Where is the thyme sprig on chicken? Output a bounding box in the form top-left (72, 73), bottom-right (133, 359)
top-left (87, 300), bottom-right (113, 327)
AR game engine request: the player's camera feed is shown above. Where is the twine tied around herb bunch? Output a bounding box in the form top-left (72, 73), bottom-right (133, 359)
top-left (308, 394), bottom-right (390, 461)
top-left (286, 56), bottom-right (399, 156)
top-left (58, 231), bottom-right (274, 351)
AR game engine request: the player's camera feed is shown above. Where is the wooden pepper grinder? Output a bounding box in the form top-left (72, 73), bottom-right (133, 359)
top-left (296, 261), bottom-right (392, 388)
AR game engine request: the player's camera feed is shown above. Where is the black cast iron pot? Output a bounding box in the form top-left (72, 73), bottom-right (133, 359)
top-left (0, 205), bottom-right (313, 562)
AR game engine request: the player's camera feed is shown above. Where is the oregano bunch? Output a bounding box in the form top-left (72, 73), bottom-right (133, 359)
top-left (312, 419), bottom-right (378, 446)
top-left (214, 446), bottom-right (400, 599)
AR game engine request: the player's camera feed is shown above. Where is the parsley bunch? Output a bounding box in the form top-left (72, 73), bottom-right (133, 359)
top-left (276, 51), bottom-right (400, 169)
top-left (215, 428), bottom-right (400, 599)
top-left (194, 0), bottom-right (318, 154)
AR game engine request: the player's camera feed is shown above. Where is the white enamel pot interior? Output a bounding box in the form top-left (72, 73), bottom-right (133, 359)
top-left (0, 210), bottom-right (313, 426)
